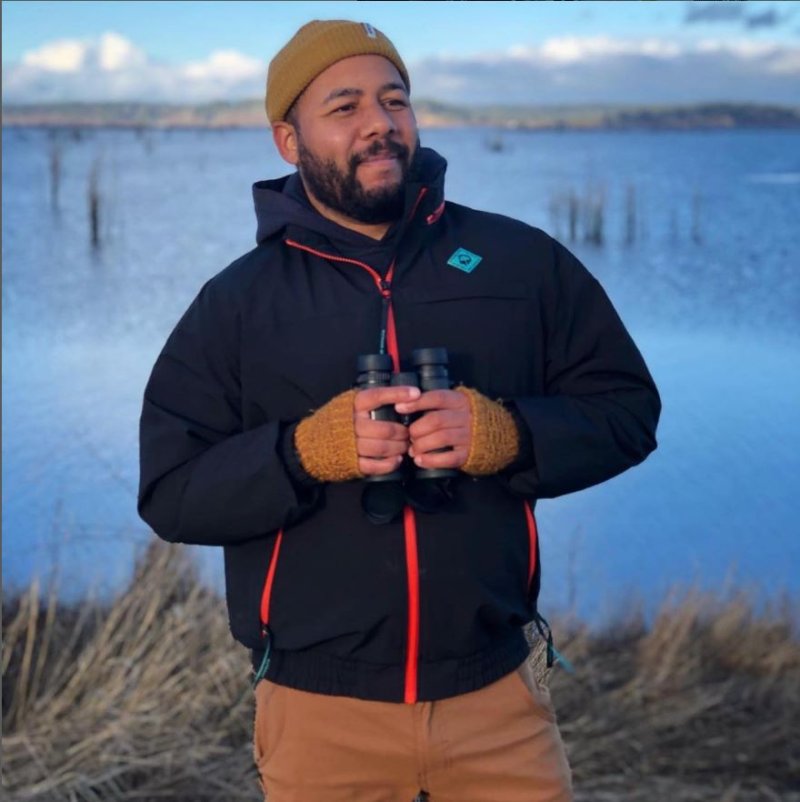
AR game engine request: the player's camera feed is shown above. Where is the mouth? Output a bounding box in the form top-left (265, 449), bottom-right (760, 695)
top-left (360, 156), bottom-right (399, 169)
top-left (359, 151), bottom-right (399, 165)
top-left (355, 141), bottom-right (408, 168)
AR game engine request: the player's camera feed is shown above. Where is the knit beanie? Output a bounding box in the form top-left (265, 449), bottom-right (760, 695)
top-left (266, 20), bottom-right (410, 124)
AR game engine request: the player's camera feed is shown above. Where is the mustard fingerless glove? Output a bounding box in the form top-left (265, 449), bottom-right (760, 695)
top-left (294, 389), bottom-right (361, 482)
top-left (294, 387), bottom-right (519, 481)
top-left (455, 386), bottom-right (520, 476)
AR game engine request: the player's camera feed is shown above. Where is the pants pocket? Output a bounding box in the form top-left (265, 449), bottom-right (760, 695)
top-left (512, 662), bottom-right (557, 723)
top-left (253, 680), bottom-right (277, 774)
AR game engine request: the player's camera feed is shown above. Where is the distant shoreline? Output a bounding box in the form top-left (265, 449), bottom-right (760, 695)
top-left (4, 100), bottom-right (800, 131)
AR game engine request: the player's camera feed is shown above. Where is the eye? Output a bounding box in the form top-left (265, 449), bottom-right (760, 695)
top-left (384, 97), bottom-right (408, 109)
top-left (331, 103), bottom-right (357, 115)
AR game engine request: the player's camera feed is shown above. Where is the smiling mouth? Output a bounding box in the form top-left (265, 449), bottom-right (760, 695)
top-left (360, 153), bottom-right (398, 164)
top-left (356, 140), bottom-right (408, 165)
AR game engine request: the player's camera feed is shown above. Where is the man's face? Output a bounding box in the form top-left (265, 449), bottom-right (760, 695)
top-left (280, 55), bottom-right (419, 226)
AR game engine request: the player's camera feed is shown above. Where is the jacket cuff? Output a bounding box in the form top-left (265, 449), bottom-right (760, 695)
top-left (502, 401), bottom-right (536, 474)
top-left (279, 422), bottom-right (321, 490)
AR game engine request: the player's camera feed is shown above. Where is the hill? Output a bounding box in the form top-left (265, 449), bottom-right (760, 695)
top-left (3, 100), bottom-right (800, 130)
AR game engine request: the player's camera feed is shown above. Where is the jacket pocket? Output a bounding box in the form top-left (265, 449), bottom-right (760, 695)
top-left (524, 500), bottom-right (539, 606)
top-left (259, 529), bottom-right (284, 635)
top-left (399, 277), bottom-right (530, 305)
top-left (395, 283), bottom-right (540, 398)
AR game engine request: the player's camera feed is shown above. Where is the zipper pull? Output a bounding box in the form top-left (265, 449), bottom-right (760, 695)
top-left (378, 284), bottom-right (392, 355)
top-left (533, 612), bottom-right (575, 673)
top-left (550, 643), bottom-right (575, 674)
top-left (252, 627), bottom-right (272, 687)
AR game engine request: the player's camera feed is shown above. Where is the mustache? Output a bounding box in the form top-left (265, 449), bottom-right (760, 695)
top-left (352, 139), bottom-right (410, 165)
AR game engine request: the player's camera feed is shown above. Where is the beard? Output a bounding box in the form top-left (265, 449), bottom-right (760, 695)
top-left (296, 136), bottom-right (417, 225)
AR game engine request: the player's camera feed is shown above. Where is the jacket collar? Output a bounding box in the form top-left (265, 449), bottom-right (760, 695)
top-left (252, 147), bottom-right (447, 258)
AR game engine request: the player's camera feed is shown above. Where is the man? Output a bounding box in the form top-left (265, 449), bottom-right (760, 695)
top-left (138, 19), bottom-right (660, 802)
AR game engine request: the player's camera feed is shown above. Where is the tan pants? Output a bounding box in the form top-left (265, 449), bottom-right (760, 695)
top-left (253, 663), bottom-right (573, 802)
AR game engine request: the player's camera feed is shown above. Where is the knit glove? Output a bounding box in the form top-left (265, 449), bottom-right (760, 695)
top-left (294, 389), bottom-right (361, 482)
top-left (454, 386), bottom-right (520, 476)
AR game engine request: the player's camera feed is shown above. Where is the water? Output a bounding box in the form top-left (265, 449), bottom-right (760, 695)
top-left (3, 125), bottom-right (799, 624)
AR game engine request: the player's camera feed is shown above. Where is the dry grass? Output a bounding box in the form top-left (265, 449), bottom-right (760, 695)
top-left (552, 592), bottom-right (800, 801)
top-left (2, 541), bottom-right (256, 801)
top-left (3, 538), bottom-right (798, 801)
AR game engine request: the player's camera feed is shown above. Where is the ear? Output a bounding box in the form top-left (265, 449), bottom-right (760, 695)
top-left (272, 121), bottom-right (299, 166)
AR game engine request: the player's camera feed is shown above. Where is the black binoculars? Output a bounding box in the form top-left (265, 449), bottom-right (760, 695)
top-left (355, 347), bottom-right (458, 524)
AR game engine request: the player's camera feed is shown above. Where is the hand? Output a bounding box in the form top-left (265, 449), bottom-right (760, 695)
top-left (354, 386), bottom-right (420, 477)
top-left (395, 390), bottom-right (473, 471)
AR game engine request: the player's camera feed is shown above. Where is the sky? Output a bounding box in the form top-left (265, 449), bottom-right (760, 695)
top-left (3, 1), bottom-right (800, 107)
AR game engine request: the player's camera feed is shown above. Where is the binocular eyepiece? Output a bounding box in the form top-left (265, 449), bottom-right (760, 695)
top-left (355, 348), bottom-right (458, 524)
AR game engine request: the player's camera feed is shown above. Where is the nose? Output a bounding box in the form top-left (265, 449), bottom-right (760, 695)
top-left (360, 100), bottom-right (396, 139)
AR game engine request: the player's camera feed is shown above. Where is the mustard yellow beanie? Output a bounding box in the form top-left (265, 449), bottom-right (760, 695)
top-left (266, 20), bottom-right (410, 124)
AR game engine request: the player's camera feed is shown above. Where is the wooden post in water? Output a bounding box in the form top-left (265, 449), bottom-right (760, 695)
top-left (691, 189), bottom-right (703, 245)
top-left (88, 156), bottom-right (101, 249)
top-left (49, 139), bottom-right (62, 210)
top-left (625, 183), bottom-right (637, 245)
top-left (587, 186), bottom-right (605, 246)
top-left (568, 191), bottom-right (579, 243)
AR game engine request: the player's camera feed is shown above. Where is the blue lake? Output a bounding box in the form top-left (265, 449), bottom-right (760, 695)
top-left (3, 125), bottom-right (799, 625)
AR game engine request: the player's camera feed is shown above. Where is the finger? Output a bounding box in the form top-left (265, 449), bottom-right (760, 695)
top-left (355, 385), bottom-right (421, 414)
top-left (357, 437), bottom-right (409, 459)
top-left (355, 419), bottom-right (409, 442)
top-left (407, 409), bottom-right (469, 439)
top-left (359, 454), bottom-right (404, 477)
top-left (409, 428), bottom-right (469, 456)
top-left (412, 447), bottom-right (468, 471)
top-left (395, 389), bottom-right (469, 416)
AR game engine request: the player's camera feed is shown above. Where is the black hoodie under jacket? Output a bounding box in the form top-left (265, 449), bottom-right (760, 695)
top-left (138, 148), bottom-right (661, 703)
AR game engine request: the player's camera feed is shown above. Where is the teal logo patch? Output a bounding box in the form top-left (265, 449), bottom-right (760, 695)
top-left (447, 248), bottom-right (483, 274)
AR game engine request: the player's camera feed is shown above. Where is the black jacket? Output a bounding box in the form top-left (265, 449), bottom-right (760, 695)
top-left (138, 148), bottom-right (660, 703)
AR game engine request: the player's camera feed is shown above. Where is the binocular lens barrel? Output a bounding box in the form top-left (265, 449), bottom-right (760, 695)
top-left (410, 348), bottom-right (458, 480)
top-left (355, 354), bottom-right (404, 482)
top-left (356, 353), bottom-right (396, 425)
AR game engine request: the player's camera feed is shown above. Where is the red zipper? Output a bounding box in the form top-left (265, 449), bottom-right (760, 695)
top-left (284, 239), bottom-right (388, 291)
top-left (523, 502), bottom-right (538, 588)
top-left (385, 300), bottom-right (400, 373)
top-left (259, 529), bottom-right (284, 632)
top-left (402, 506), bottom-right (420, 703)
top-left (408, 187), bottom-right (428, 222)
top-left (284, 238), bottom-right (421, 703)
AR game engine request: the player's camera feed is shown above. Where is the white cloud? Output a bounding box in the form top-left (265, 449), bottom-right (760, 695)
top-left (505, 36), bottom-right (766, 64)
top-left (498, 37), bottom-right (683, 64)
top-left (411, 35), bottom-right (800, 106)
top-left (21, 39), bottom-right (87, 73)
top-left (4, 32), bottom-right (265, 104)
top-left (695, 39), bottom-right (777, 58)
top-left (3, 32), bottom-right (799, 107)
top-left (97, 32), bottom-right (147, 71)
top-left (767, 49), bottom-right (800, 75)
top-left (183, 50), bottom-right (262, 82)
